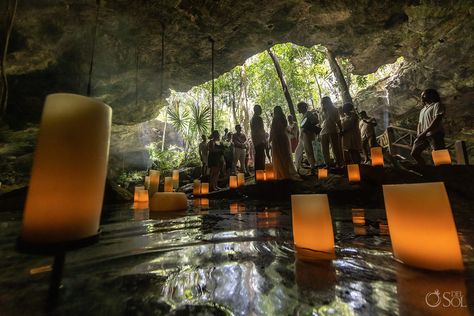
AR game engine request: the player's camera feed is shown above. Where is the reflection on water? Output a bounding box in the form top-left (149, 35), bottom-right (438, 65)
top-left (0, 200), bottom-right (472, 315)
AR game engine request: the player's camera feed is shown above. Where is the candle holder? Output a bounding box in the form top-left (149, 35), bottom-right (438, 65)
top-left (17, 231), bottom-right (101, 303)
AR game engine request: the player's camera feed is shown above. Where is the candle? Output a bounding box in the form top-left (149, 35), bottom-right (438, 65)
top-left (432, 149), bottom-right (451, 166)
top-left (379, 222), bottom-right (389, 235)
top-left (200, 183), bottom-right (209, 195)
top-left (134, 186), bottom-right (145, 202)
top-left (370, 147), bottom-right (384, 167)
top-left (256, 170), bottom-right (265, 182)
top-left (291, 194), bottom-right (335, 258)
top-left (144, 176), bottom-right (150, 190)
top-left (229, 176), bottom-right (238, 189)
top-left (318, 168), bottom-right (328, 180)
top-left (193, 180), bottom-right (201, 195)
top-left (351, 208), bottom-right (365, 225)
top-left (150, 192), bottom-right (188, 212)
top-left (21, 93), bottom-right (112, 244)
top-left (265, 163), bottom-right (275, 180)
top-left (172, 170), bottom-right (180, 189)
top-left (149, 170), bottom-right (160, 196)
top-left (134, 187), bottom-right (149, 210)
top-left (230, 203), bottom-right (238, 214)
top-left (383, 182), bottom-right (463, 271)
top-left (164, 177), bottom-right (173, 192)
top-left (201, 198), bottom-right (209, 209)
top-left (237, 173), bottom-right (245, 187)
top-left (347, 164), bottom-right (360, 183)
top-left (354, 226), bottom-right (367, 236)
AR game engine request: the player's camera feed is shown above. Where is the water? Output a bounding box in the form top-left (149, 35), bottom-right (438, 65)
top-left (0, 200), bottom-right (472, 315)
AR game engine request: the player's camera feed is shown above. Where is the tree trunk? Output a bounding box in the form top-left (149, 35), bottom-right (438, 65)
top-left (0, 0), bottom-right (18, 120)
top-left (325, 48), bottom-right (353, 105)
top-left (239, 66), bottom-right (250, 133)
top-left (231, 93), bottom-right (238, 126)
top-left (314, 74), bottom-right (323, 101)
top-left (161, 106), bottom-right (168, 151)
top-left (267, 48), bottom-right (297, 123)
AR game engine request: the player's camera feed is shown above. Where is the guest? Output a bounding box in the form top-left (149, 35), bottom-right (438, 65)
top-left (250, 104), bottom-right (266, 176)
top-left (232, 124), bottom-right (248, 174)
top-left (198, 134), bottom-right (209, 177)
top-left (320, 96), bottom-right (343, 168)
top-left (223, 132), bottom-right (234, 177)
top-left (341, 103), bottom-right (362, 164)
top-left (270, 106), bottom-right (300, 180)
top-left (359, 111), bottom-right (378, 164)
top-left (208, 130), bottom-right (224, 191)
top-left (287, 114), bottom-right (299, 153)
top-left (411, 89), bottom-right (446, 165)
top-left (294, 102), bottom-right (318, 174)
top-left (264, 131), bottom-right (272, 163)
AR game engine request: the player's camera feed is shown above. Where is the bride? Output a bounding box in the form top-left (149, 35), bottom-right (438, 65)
top-left (270, 106), bottom-right (301, 180)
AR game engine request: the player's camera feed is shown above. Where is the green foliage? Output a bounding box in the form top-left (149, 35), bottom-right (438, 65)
top-left (116, 170), bottom-right (147, 187)
top-left (146, 143), bottom-right (200, 172)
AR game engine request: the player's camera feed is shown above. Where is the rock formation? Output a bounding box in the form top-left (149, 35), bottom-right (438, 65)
top-left (0, 0), bottom-right (473, 187)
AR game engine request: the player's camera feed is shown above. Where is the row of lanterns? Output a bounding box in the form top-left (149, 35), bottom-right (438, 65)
top-left (292, 182), bottom-right (463, 271)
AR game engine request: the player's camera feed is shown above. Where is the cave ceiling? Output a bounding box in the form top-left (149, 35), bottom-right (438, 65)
top-left (3, 0), bottom-right (474, 126)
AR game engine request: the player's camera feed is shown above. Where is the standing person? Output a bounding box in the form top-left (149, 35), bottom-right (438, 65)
top-left (223, 132), bottom-right (234, 177)
top-left (232, 124), bottom-right (248, 174)
top-left (411, 89), bottom-right (446, 165)
top-left (341, 103), bottom-right (362, 164)
top-left (294, 102), bottom-right (318, 175)
top-left (320, 96), bottom-right (344, 168)
top-left (208, 130), bottom-right (224, 191)
top-left (287, 114), bottom-right (299, 153)
top-left (198, 134), bottom-right (209, 177)
top-left (270, 106), bottom-right (300, 180)
top-left (359, 111), bottom-right (378, 164)
top-left (250, 104), bottom-right (266, 175)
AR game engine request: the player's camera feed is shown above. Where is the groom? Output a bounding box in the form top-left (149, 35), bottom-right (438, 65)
top-left (295, 102), bottom-right (318, 175)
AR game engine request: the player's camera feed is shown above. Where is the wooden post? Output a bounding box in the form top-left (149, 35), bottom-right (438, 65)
top-left (455, 140), bottom-right (469, 165)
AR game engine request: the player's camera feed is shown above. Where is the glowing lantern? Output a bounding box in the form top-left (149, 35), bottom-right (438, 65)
top-left (21, 93), bottom-right (111, 244)
top-left (383, 182), bottom-right (464, 271)
top-left (149, 170), bottom-right (160, 196)
top-left (237, 173), bottom-right (245, 187)
top-left (230, 203), bottom-right (238, 214)
top-left (432, 149), bottom-right (451, 166)
top-left (318, 168), bottom-right (328, 180)
top-left (256, 170), bottom-right (265, 181)
top-left (164, 177), bottom-right (173, 192)
top-left (150, 192), bottom-right (188, 212)
top-left (133, 187), bottom-right (149, 210)
top-left (379, 222), bottom-right (389, 235)
top-left (201, 198), bottom-right (209, 209)
top-left (265, 164), bottom-right (275, 180)
top-left (291, 194), bottom-right (335, 259)
top-left (347, 164), bottom-right (360, 183)
top-left (351, 208), bottom-right (365, 225)
top-left (371, 147), bottom-right (384, 167)
top-left (172, 170), bottom-right (180, 189)
top-left (201, 183), bottom-right (209, 195)
top-left (229, 176), bottom-right (238, 189)
top-left (193, 180), bottom-right (201, 195)
top-left (144, 176), bottom-right (150, 190)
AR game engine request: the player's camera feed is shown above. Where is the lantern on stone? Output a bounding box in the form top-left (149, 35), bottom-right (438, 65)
top-left (291, 194), bottom-right (335, 260)
top-left (432, 149), bottom-right (451, 166)
top-left (383, 182), bottom-right (463, 271)
top-left (347, 164), bottom-right (361, 183)
top-left (371, 147), bottom-right (384, 167)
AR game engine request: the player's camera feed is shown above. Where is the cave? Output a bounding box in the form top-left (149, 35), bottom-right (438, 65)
top-left (1, 1), bottom-right (473, 315)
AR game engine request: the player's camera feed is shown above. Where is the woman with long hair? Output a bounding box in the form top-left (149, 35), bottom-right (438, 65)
top-left (270, 106), bottom-right (300, 180)
top-left (320, 96), bottom-right (344, 167)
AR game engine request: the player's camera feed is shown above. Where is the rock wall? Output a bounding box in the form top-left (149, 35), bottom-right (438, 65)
top-left (0, 0), bottom-right (473, 189)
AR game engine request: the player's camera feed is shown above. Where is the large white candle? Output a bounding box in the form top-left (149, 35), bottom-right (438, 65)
top-left (149, 170), bottom-right (160, 196)
top-left (193, 179), bottom-right (201, 195)
top-left (21, 93), bottom-right (112, 244)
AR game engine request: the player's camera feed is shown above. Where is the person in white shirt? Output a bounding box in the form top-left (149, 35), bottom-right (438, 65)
top-left (411, 89), bottom-right (446, 165)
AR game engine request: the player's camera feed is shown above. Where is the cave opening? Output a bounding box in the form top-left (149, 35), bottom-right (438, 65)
top-left (0, 1), bottom-right (473, 315)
